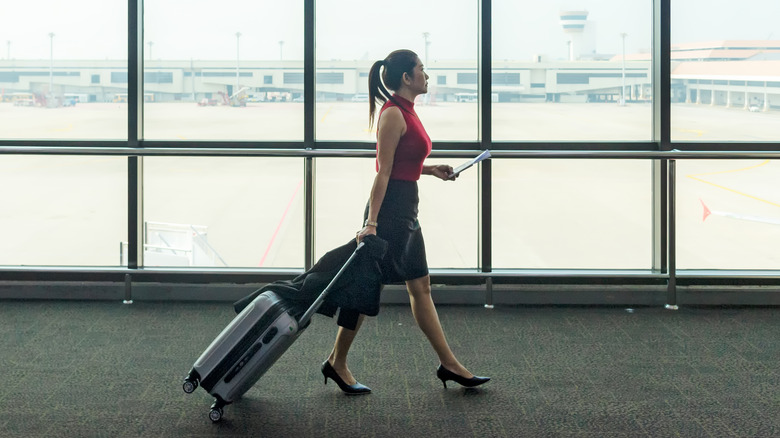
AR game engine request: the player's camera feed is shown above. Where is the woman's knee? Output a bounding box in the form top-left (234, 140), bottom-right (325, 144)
top-left (406, 275), bottom-right (431, 299)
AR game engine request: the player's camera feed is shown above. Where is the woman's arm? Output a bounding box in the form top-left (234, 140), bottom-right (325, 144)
top-left (422, 164), bottom-right (456, 181)
top-left (357, 107), bottom-right (405, 242)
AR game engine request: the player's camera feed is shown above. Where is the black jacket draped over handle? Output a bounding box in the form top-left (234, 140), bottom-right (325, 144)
top-left (233, 234), bottom-right (388, 330)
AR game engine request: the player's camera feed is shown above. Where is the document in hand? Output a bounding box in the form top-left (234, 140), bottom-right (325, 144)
top-left (449, 150), bottom-right (492, 178)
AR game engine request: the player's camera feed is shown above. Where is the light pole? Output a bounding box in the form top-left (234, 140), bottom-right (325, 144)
top-left (235, 32), bottom-right (242, 94)
top-left (148, 41), bottom-right (153, 60)
top-left (190, 58), bottom-right (197, 101)
top-left (278, 40), bottom-right (284, 61)
top-left (620, 32), bottom-right (627, 105)
top-left (422, 32), bottom-right (430, 66)
top-left (421, 32), bottom-right (431, 104)
top-left (48, 32), bottom-right (55, 95)
top-left (6, 40), bottom-right (9, 59)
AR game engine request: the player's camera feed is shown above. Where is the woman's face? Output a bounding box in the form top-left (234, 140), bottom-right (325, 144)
top-left (405, 58), bottom-right (429, 95)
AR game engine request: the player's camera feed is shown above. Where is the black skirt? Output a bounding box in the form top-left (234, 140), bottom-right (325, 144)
top-left (364, 179), bottom-right (429, 284)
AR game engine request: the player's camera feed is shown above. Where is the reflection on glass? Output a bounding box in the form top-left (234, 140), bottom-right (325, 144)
top-left (0, 156), bottom-right (126, 266)
top-left (492, 159), bottom-right (651, 269)
top-left (315, 0), bottom-right (478, 141)
top-left (677, 160), bottom-right (780, 269)
top-left (143, 0), bottom-right (303, 140)
top-left (671, 0), bottom-right (780, 142)
top-left (0, 0), bottom-right (127, 139)
top-left (143, 157), bottom-right (303, 268)
top-left (492, 0), bottom-right (652, 141)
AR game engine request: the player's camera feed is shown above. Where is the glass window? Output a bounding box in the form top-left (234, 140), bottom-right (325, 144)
top-left (314, 158), bottom-right (376, 258)
top-left (418, 164), bottom-right (479, 268)
top-left (492, 0), bottom-right (653, 141)
top-left (315, 157), bottom-right (479, 269)
top-left (677, 160), bottom-right (780, 269)
top-left (143, 157), bottom-right (304, 268)
top-left (143, 0), bottom-right (304, 141)
top-left (671, 1), bottom-right (780, 142)
top-left (315, 0), bottom-right (478, 142)
top-left (0, 0), bottom-right (127, 139)
top-left (0, 156), bottom-right (127, 266)
top-left (492, 159), bottom-right (652, 269)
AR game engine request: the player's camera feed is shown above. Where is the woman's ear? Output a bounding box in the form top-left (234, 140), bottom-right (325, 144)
top-left (403, 72), bottom-right (410, 85)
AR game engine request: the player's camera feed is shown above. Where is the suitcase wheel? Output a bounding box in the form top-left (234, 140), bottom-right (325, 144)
top-left (209, 407), bottom-right (224, 423)
top-left (182, 379), bottom-right (198, 394)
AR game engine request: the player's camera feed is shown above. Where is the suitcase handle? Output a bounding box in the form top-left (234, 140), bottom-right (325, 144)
top-left (298, 241), bottom-right (366, 327)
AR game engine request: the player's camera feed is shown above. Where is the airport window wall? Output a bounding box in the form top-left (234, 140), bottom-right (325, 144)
top-left (492, 0), bottom-right (654, 141)
top-left (1, 0), bottom-right (780, 305)
top-left (670, 0), bottom-right (780, 275)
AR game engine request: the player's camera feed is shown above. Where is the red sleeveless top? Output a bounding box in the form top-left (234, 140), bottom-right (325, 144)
top-left (376, 95), bottom-right (432, 181)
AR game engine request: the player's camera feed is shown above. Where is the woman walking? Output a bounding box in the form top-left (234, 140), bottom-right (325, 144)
top-left (321, 49), bottom-right (490, 395)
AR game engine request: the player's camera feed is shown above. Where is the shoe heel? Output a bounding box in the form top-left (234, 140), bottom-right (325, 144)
top-left (436, 364), bottom-right (490, 389)
top-left (320, 360), bottom-right (371, 395)
top-left (436, 365), bottom-right (448, 389)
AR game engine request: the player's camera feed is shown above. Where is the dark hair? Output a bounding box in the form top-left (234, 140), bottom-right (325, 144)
top-left (368, 49), bottom-right (419, 129)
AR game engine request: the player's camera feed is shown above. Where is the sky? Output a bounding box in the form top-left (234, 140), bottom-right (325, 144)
top-left (1, 0), bottom-right (779, 62)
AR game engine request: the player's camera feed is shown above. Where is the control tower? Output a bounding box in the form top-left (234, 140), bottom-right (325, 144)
top-left (560, 10), bottom-right (589, 61)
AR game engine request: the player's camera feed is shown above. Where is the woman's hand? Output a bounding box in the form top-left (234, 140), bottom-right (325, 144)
top-left (428, 164), bottom-right (456, 181)
top-left (356, 225), bottom-right (377, 243)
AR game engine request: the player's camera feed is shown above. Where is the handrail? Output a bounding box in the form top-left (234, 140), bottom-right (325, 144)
top-left (1, 145), bottom-right (780, 159)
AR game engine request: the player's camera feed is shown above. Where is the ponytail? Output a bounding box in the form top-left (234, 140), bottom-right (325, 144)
top-left (368, 60), bottom-right (391, 130)
top-left (367, 49), bottom-right (419, 130)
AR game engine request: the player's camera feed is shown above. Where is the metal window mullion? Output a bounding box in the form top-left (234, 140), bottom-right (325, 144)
top-left (660, 0), bottom-right (676, 308)
top-left (653, 0), bottom-right (676, 307)
top-left (128, 0), bottom-right (143, 147)
top-left (651, 0), bottom-right (669, 275)
top-left (305, 157), bottom-right (315, 269)
top-left (666, 160), bottom-right (677, 308)
top-left (303, 0), bottom-right (315, 269)
top-left (127, 0), bottom-right (144, 273)
top-left (128, 157), bottom-right (143, 269)
top-left (304, 0), bottom-right (315, 147)
top-left (655, 0), bottom-right (671, 146)
top-left (652, 160), bottom-right (667, 273)
top-left (480, 0), bottom-right (493, 307)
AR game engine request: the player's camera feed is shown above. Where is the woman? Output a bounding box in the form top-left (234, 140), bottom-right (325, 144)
top-left (320, 49), bottom-right (490, 394)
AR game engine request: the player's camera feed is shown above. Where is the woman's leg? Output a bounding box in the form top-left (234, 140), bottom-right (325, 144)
top-left (406, 275), bottom-right (474, 378)
top-left (326, 314), bottom-right (366, 385)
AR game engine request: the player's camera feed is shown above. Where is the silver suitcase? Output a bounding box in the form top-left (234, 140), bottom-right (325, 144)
top-left (182, 241), bottom-right (365, 423)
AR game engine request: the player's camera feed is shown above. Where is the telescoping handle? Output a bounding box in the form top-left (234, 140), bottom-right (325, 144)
top-left (298, 241), bottom-right (366, 327)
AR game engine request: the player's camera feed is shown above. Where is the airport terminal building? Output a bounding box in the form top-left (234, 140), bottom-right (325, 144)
top-left (2, 41), bottom-right (779, 110)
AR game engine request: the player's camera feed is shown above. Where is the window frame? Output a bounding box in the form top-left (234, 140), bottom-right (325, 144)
top-left (1, 0), bottom-right (779, 306)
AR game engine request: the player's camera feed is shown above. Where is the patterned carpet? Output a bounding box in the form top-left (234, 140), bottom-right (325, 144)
top-left (0, 300), bottom-right (777, 437)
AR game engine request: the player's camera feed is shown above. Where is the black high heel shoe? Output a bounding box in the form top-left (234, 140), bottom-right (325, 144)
top-left (321, 361), bottom-right (371, 395)
top-left (436, 365), bottom-right (490, 389)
